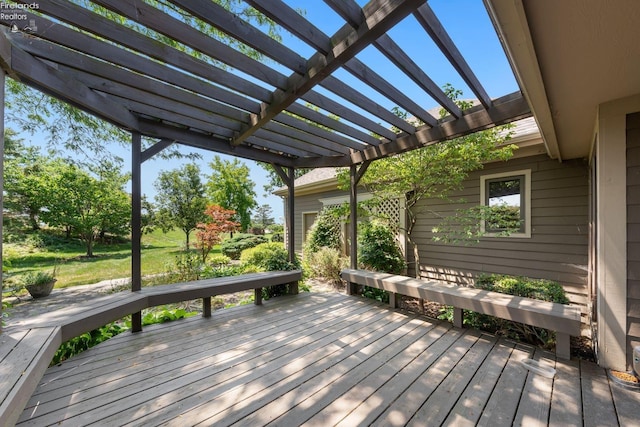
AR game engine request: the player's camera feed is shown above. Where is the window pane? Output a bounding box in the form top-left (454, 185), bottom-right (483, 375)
top-left (486, 177), bottom-right (524, 232)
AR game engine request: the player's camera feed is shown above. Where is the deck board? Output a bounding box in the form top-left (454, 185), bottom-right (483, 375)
top-left (16, 292), bottom-right (639, 426)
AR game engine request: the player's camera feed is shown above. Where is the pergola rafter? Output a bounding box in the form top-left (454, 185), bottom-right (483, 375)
top-left (0, 0), bottom-right (530, 168)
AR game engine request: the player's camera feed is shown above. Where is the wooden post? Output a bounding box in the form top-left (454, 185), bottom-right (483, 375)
top-left (131, 132), bottom-right (142, 333)
top-left (347, 161), bottom-right (371, 295)
top-left (348, 165), bottom-right (358, 295)
top-left (254, 288), bottom-right (263, 305)
top-left (203, 297), bottom-right (212, 318)
top-left (287, 167), bottom-right (298, 294)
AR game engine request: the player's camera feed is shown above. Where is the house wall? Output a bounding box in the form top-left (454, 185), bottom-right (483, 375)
top-left (411, 154), bottom-right (590, 312)
top-left (595, 94), bottom-right (640, 371)
top-left (627, 112), bottom-right (640, 363)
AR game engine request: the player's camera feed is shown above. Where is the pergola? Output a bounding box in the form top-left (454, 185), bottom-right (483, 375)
top-left (0, 0), bottom-right (531, 328)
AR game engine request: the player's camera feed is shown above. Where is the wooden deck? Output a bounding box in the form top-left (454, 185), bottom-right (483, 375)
top-left (17, 292), bottom-right (639, 426)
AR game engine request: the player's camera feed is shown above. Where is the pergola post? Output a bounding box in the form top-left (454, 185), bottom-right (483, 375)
top-left (0, 72), bottom-right (4, 334)
top-left (273, 165), bottom-right (298, 294)
top-left (347, 161), bottom-right (371, 295)
top-left (131, 132), bottom-right (142, 333)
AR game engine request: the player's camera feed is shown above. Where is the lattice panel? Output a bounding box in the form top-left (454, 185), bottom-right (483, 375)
top-left (371, 198), bottom-right (402, 235)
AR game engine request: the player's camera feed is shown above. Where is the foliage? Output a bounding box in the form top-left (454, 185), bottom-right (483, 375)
top-left (240, 242), bottom-right (300, 298)
top-left (252, 204), bottom-right (275, 231)
top-left (439, 274), bottom-right (570, 347)
top-left (337, 85), bottom-right (516, 277)
top-left (169, 252), bottom-right (204, 282)
top-left (195, 204), bottom-right (239, 262)
top-left (51, 322), bottom-right (128, 365)
top-left (20, 270), bottom-right (56, 287)
top-left (38, 161), bottom-right (131, 256)
top-left (155, 164), bottom-right (208, 249)
top-left (240, 242), bottom-right (300, 272)
top-left (476, 274), bottom-right (569, 304)
top-left (303, 247), bottom-right (347, 284)
top-left (358, 222), bottom-right (405, 274)
top-left (220, 234), bottom-right (268, 259)
top-left (206, 156), bottom-right (257, 232)
top-left (303, 208), bottom-right (342, 254)
top-left (208, 254), bottom-right (231, 266)
top-left (362, 286), bottom-right (390, 304)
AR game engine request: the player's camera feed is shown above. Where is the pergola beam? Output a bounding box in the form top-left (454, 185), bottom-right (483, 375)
top-left (350, 91), bottom-right (531, 164)
top-left (414, 3), bottom-right (493, 109)
top-left (231, 0), bottom-right (426, 145)
top-left (327, 0), bottom-right (463, 119)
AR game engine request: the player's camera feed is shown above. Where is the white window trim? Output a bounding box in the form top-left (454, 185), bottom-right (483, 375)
top-left (480, 169), bottom-right (531, 238)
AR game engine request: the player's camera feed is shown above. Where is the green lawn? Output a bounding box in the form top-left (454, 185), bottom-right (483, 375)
top-left (3, 228), bottom-right (212, 289)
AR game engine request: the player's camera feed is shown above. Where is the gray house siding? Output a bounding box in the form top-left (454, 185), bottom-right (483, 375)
top-left (627, 112), bottom-right (640, 361)
top-left (411, 154), bottom-right (590, 311)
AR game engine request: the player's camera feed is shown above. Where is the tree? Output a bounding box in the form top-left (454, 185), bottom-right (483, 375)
top-left (3, 132), bottom-right (50, 230)
top-left (206, 156), bottom-right (257, 232)
top-left (155, 164), bottom-right (208, 249)
top-left (338, 85), bottom-right (517, 277)
top-left (195, 204), bottom-right (239, 262)
top-left (40, 162), bottom-right (131, 256)
top-left (252, 204), bottom-right (275, 231)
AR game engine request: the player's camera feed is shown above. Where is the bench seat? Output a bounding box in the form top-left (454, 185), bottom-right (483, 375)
top-left (1, 270), bottom-right (301, 425)
top-left (0, 327), bottom-right (62, 427)
top-left (341, 268), bottom-right (581, 359)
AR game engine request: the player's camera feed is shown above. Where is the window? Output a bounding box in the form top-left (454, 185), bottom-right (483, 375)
top-left (480, 170), bottom-right (531, 238)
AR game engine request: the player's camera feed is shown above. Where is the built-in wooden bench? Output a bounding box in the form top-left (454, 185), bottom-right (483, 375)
top-left (1, 270), bottom-right (301, 426)
top-left (340, 269), bottom-right (581, 360)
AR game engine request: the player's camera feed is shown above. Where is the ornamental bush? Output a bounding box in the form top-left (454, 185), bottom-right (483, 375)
top-left (303, 246), bottom-right (348, 284)
top-left (358, 221), bottom-right (405, 274)
top-left (241, 242), bottom-right (300, 298)
top-left (303, 208), bottom-right (342, 254)
top-left (221, 233), bottom-right (268, 259)
top-left (440, 274), bottom-right (570, 348)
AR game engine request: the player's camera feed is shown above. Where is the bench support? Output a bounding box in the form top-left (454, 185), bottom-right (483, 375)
top-left (389, 292), bottom-right (398, 309)
top-left (453, 307), bottom-right (463, 328)
top-left (254, 288), bottom-right (262, 305)
top-left (556, 332), bottom-right (570, 360)
top-left (203, 297), bottom-right (212, 317)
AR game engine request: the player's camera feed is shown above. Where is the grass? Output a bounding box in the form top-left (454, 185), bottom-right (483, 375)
top-left (3, 228), bottom-right (218, 290)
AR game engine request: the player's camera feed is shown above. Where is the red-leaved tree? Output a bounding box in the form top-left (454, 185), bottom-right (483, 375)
top-left (195, 204), bottom-right (239, 262)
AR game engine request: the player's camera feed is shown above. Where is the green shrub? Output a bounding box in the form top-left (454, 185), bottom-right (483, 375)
top-left (358, 222), bottom-right (405, 274)
top-left (240, 242), bottom-right (300, 272)
top-left (475, 274), bottom-right (569, 303)
top-left (170, 252), bottom-right (203, 281)
top-left (303, 246), bottom-right (348, 284)
top-left (241, 242), bottom-right (300, 299)
top-left (303, 208), bottom-right (342, 254)
top-left (208, 254), bottom-right (231, 266)
top-left (439, 274), bottom-right (570, 347)
top-left (221, 234), bottom-right (268, 259)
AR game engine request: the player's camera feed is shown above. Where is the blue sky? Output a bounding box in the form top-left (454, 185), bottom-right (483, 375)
top-left (13, 0), bottom-right (518, 223)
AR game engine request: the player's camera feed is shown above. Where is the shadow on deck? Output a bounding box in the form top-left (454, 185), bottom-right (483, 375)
top-left (16, 293), bottom-right (640, 426)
